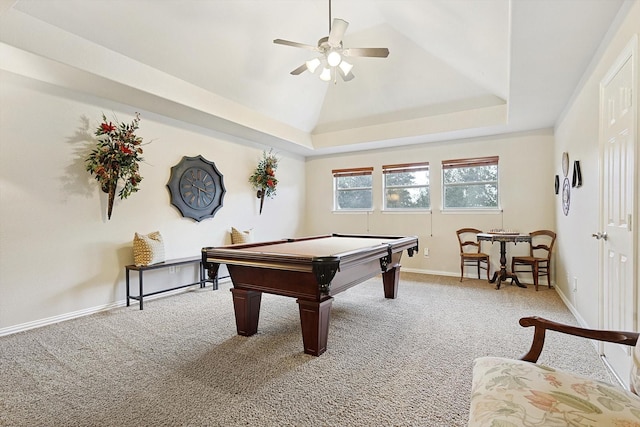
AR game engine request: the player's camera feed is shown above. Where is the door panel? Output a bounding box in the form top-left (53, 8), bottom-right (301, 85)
top-left (600, 41), bottom-right (636, 388)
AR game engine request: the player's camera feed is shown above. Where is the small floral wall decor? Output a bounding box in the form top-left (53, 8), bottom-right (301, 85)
top-left (85, 112), bottom-right (145, 220)
top-left (248, 149), bottom-right (279, 214)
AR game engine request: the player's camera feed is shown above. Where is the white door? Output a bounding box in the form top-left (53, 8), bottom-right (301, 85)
top-left (599, 37), bottom-right (637, 388)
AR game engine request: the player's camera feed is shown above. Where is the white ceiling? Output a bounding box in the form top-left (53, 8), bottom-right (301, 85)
top-left (0, 0), bottom-right (628, 157)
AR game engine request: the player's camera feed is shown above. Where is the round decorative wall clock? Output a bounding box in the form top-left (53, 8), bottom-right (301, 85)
top-left (562, 177), bottom-right (571, 216)
top-left (167, 155), bottom-right (226, 221)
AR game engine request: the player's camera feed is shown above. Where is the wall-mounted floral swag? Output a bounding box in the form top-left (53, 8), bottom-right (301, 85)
top-left (85, 112), bottom-right (146, 220)
top-left (248, 149), bottom-right (279, 214)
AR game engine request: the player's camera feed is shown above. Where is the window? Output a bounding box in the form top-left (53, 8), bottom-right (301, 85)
top-left (442, 156), bottom-right (499, 209)
top-left (382, 163), bottom-right (430, 210)
top-left (333, 167), bottom-right (373, 210)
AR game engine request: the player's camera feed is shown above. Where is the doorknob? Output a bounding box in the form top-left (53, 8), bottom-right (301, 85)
top-left (592, 232), bottom-right (608, 240)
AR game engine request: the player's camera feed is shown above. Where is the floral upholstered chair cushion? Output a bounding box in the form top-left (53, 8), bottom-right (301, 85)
top-left (631, 334), bottom-right (640, 394)
top-left (469, 356), bottom-right (640, 427)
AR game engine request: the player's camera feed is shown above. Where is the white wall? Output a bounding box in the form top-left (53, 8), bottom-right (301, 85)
top-left (0, 72), bottom-right (307, 332)
top-left (304, 130), bottom-right (556, 278)
top-left (554, 0), bottom-right (640, 329)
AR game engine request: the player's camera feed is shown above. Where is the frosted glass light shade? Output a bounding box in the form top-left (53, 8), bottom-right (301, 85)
top-left (305, 58), bottom-right (321, 73)
top-left (327, 50), bottom-right (342, 67)
top-left (338, 60), bottom-right (353, 75)
top-left (319, 67), bottom-right (331, 81)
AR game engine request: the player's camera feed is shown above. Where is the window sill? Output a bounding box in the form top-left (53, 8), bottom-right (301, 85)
top-left (382, 209), bottom-right (431, 214)
top-left (332, 209), bottom-right (374, 214)
top-left (440, 208), bottom-right (503, 214)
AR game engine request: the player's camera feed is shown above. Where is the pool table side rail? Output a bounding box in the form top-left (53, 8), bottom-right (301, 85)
top-left (202, 235), bottom-right (418, 274)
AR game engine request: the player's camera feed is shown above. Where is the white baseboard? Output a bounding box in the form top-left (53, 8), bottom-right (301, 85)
top-left (0, 300), bottom-right (125, 337)
top-left (0, 281), bottom-right (232, 337)
top-left (402, 267), bottom-right (457, 277)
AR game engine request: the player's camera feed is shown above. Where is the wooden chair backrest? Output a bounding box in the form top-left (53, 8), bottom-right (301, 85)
top-left (457, 228), bottom-right (483, 254)
top-left (529, 230), bottom-right (556, 260)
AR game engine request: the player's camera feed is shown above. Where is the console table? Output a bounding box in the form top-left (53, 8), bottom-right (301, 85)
top-left (125, 256), bottom-right (222, 309)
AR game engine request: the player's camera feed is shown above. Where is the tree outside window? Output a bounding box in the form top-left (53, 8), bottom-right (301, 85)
top-left (333, 167), bottom-right (373, 210)
top-left (442, 157), bottom-right (499, 209)
top-left (383, 163), bottom-right (430, 210)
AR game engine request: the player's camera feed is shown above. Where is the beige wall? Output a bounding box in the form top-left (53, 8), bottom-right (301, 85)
top-left (304, 130), bottom-right (556, 278)
top-left (554, 0), bottom-right (640, 329)
top-left (0, 73), bottom-right (307, 332)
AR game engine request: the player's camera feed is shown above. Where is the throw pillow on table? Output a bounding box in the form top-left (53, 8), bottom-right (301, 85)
top-left (230, 227), bottom-right (253, 244)
top-left (133, 231), bottom-right (165, 266)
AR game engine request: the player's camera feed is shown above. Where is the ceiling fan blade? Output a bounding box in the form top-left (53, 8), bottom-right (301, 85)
top-left (290, 64), bottom-right (308, 75)
top-left (328, 18), bottom-right (348, 47)
top-left (343, 47), bottom-right (390, 58)
top-left (274, 39), bottom-right (318, 51)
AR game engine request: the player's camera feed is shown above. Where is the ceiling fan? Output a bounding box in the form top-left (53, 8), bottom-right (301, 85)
top-left (273, 0), bottom-right (389, 83)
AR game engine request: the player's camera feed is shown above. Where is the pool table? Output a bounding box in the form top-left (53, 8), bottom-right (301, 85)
top-left (202, 233), bottom-right (419, 356)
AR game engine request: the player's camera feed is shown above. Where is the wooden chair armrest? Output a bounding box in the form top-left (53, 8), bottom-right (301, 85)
top-left (519, 316), bottom-right (639, 362)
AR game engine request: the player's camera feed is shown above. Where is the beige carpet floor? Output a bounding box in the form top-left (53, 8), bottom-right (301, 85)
top-left (0, 273), bottom-right (613, 426)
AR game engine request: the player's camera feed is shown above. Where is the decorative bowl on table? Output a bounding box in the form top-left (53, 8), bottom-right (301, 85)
top-left (487, 229), bottom-right (520, 235)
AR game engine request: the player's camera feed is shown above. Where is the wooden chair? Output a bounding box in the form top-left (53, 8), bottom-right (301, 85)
top-left (511, 230), bottom-right (556, 291)
top-left (456, 228), bottom-right (490, 282)
top-left (519, 316), bottom-right (638, 362)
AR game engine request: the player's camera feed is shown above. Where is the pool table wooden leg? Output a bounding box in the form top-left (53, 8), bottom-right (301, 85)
top-left (382, 266), bottom-right (400, 299)
top-left (297, 297), bottom-right (333, 356)
top-left (230, 288), bottom-right (262, 336)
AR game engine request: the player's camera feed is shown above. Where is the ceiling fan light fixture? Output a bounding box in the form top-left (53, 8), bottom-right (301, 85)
top-left (338, 60), bottom-right (353, 75)
top-left (319, 67), bottom-right (332, 81)
top-left (305, 57), bottom-right (321, 73)
top-left (273, 0), bottom-right (389, 83)
top-left (326, 50), bottom-right (342, 67)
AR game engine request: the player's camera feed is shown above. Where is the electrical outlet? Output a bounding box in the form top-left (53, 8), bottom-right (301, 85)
top-left (169, 266), bottom-right (176, 273)
top-left (423, 248), bottom-right (429, 257)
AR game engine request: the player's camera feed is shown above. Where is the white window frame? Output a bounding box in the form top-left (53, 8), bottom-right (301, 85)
top-left (382, 162), bottom-right (430, 211)
top-left (441, 156), bottom-right (500, 211)
top-left (332, 167), bottom-right (374, 211)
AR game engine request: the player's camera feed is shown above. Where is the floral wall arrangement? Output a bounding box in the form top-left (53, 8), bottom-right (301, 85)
top-left (85, 112), bottom-right (146, 219)
top-left (248, 149), bottom-right (279, 214)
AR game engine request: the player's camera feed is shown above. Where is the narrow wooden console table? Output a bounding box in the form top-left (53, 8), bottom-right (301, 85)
top-left (125, 256), bottom-right (221, 310)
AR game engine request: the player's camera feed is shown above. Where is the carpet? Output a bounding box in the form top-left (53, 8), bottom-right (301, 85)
top-left (0, 273), bottom-right (613, 426)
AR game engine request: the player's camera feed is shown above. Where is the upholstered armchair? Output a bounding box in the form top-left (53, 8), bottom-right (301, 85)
top-left (469, 316), bottom-right (640, 426)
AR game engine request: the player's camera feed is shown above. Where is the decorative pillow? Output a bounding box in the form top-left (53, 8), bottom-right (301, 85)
top-left (133, 231), bottom-right (165, 266)
top-left (469, 357), bottom-right (640, 426)
top-left (230, 227), bottom-right (253, 244)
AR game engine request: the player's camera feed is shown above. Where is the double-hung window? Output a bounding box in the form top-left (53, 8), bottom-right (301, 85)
top-left (442, 156), bottom-right (499, 209)
top-left (382, 163), bottom-right (430, 210)
top-left (333, 167), bottom-right (373, 211)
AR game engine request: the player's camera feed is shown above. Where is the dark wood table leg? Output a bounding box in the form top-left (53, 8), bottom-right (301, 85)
top-left (382, 266), bottom-right (400, 299)
top-left (126, 267), bottom-right (130, 307)
top-left (494, 241), bottom-right (507, 289)
top-left (230, 288), bottom-right (262, 336)
top-left (489, 271), bottom-right (499, 284)
top-left (493, 241), bottom-right (527, 289)
top-left (297, 298), bottom-right (333, 356)
top-left (139, 270), bottom-right (144, 310)
top-left (509, 273), bottom-right (526, 288)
